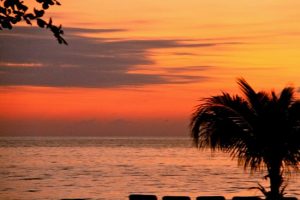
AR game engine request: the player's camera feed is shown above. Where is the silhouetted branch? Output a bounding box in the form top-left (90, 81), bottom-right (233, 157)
top-left (0, 0), bottom-right (67, 44)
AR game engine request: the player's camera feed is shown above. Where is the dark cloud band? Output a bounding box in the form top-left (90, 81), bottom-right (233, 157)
top-left (0, 27), bottom-right (237, 88)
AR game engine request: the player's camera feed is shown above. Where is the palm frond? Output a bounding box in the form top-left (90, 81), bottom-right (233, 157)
top-left (190, 78), bottom-right (300, 197)
top-left (279, 87), bottom-right (295, 109)
top-left (237, 78), bottom-right (270, 115)
top-left (190, 92), bottom-right (265, 170)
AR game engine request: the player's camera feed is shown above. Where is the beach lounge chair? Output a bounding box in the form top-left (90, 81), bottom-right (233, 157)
top-left (196, 196), bottom-right (225, 200)
top-left (129, 194), bottom-right (157, 200)
top-left (162, 196), bottom-right (191, 200)
top-left (60, 199), bottom-right (91, 200)
top-left (232, 197), bottom-right (261, 200)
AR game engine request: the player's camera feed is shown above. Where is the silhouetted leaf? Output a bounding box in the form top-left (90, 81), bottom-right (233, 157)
top-left (16, 2), bottom-right (28, 11)
top-left (24, 18), bottom-right (32, 25)
top-left (11, 17), bottom-right (21, 24)
top-left (34, 9), bottom-right (44, 18)
top-left (48, 17), bottom-right (52, 26)
top-left (36, 18), bottom-right (46, 28)
top-left (42, 3), bottom-right (49, 9)
top-left (2, 20), bottom-right (12, 29)
top-left (58, 36), bottom-right (68, 45)
top-left (25, 13), bottom-right (35, 20)
top-left (7, 8), bottom-right (12, 14)
top-left (0, 7), bottom-right (6, 14)
top-left (4, 1), bottom-right (13, 9)
top-left (13, 10), bottom-right (23, 15)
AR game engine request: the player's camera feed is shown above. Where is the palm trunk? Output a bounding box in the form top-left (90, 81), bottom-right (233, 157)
top-left (267, 160), bottom-right (283, 200)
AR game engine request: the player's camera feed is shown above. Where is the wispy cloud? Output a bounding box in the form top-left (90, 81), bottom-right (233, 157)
top-left (164, 66), bottom-right (213, 73)
top-left (0, 62), bottom-right (44, 67)
top-left (0, 27), bottom-right (238, 88)
top-left (0, 117), bottom-right (188, 136)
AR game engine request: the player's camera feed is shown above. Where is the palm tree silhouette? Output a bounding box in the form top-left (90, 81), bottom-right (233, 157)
top-left (190, 78), bottom-right (300, 200)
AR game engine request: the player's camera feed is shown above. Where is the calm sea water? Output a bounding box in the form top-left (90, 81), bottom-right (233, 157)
top-left (0, 137), bottom-right (299, 200)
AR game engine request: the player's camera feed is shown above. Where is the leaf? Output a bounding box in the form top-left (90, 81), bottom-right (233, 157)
top-left (2, 20), bottom-right (12, 29)
top-left (34, 8), bottom-right (44, 17)
top-left (11, 17), bottom-right (19, 24)
top-left (23, 16), bottom-right (32, 25)
top-left (47, 17), bottom-right (52, 27)
top-left (25, 13), bottom-right (35, 20)
top-left (4, 0), bottom-right (13, 9)
top-left (50, 25), bottom-right (58, 33)
top-left (7, 8), bottom-right (11, 14)
top-left (0, 7), bottom-right (6, 14)
top-left (13, 10), bottom-right (23, 15)
top-left (36, 18), bottom-right (46, 28)
top-left (61, 38), bottom-right (68, 45)
top-left (42, 3), bottom-right (49, 9)
top-left (16, 2), bottom-right (28, 11)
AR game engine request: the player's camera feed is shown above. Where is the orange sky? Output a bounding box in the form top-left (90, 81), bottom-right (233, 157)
top-left (1, 1), bottom-right (300, 136)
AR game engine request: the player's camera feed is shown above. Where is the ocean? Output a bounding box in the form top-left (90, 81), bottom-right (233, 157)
top-left (0, 137), bottom-right (299, 200)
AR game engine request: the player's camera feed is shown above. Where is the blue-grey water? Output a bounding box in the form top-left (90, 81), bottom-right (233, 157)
top-left (0, 137), bottom-right (299, 200)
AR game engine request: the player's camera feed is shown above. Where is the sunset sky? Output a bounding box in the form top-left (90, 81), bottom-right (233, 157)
top-left (1, 0), bottom-right (300, 136)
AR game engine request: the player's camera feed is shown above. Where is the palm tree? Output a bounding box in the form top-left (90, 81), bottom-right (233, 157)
top-left (190, 78), bottom-right (300, 200)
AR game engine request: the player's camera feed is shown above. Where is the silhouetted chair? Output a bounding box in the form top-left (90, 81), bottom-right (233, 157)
top-left (283, 197), bottom-right (298, 200)
top-left (129, 194), bottom-right (157, 200)
top-left (196, 196), bottom-right (225, 200)
top-left (60, 199), bottom-right (90, 200)
top-left (232, 197), bottom-right (261, 200)
top-left (162, 196), bottom-right (191, 200)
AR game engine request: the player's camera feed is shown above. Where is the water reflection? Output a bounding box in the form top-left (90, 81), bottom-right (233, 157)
top-left (0, 137), bottom-right (299, 200)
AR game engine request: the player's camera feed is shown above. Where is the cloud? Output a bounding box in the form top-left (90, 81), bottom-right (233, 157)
top-left (1, 27), bottom-right (126, 36)
top-left (164, 66), bottom-right (213, 73)
top-left (0, 27), bottom-right (237, 88)
top-left (0, 117), bottom-right (189, 137)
